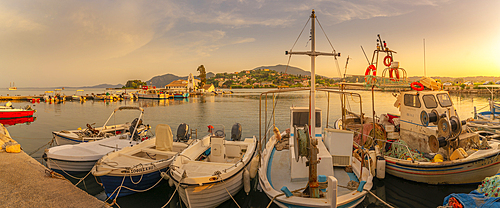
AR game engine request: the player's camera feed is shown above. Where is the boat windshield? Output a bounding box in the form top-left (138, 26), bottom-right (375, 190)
top-left (422, 95), bottom-right (438, 109)
top-left (403, 94), bottom-right (421, 108)
top-left (293, 112), bottom-right (321, 128)
top-left (436, 93), bottom-right (452, 107)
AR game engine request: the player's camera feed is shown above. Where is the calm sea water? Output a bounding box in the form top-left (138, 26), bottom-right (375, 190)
top-left (1, 87), bottom-right (496, 208)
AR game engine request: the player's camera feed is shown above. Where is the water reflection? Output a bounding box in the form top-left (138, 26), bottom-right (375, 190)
top-left (0, 116), bottom-right (36, 127)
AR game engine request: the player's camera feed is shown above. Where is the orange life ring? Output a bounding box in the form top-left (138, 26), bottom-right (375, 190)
top-left (410, 82), bottom-right (424, 91)
top-left (364, 65), bottom-right (377, 83)
top-left (384, 55), bottom-right (392, 67)
top-left (389, 68), bottom-right (400, 81)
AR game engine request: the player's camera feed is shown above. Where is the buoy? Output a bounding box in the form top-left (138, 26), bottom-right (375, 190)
top-left (243, 169), bottom-right (251, 195)
top-left (249, 155), bottom-right (259, 179)
top-left (376, 156), bottom-right (386, 179)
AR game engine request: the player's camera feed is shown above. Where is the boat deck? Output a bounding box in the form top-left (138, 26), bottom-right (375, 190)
top-left (270, 149), bottom-right (354, 196)
top-left (182, 160), bottom-right (234, 177)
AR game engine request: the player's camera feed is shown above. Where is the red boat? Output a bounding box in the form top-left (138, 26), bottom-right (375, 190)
top-left (0, 103), bottom-right (35, 119)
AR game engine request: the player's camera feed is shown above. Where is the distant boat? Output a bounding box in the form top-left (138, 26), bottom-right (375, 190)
top-left (8, 82), bottom-right (16, 90)
top-left (173, 92), bottom-right (189, 98)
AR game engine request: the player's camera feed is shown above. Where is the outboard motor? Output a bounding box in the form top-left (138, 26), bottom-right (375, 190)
top-left (231, 123), bottom-right (242, 141)
top-left (176, 123), bottom-right (190, 142)
top-left (129, 118), bottom-right (143, 141)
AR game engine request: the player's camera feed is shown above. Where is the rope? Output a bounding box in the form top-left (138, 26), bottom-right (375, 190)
top-left (266, 187), bottom-right (306, 208)
top-left (47, 158), bottom-right (88, 180)
top-left (215, 171), bottom-right (241, 208)
top-left (75, 170), bottom-right (92, 186)
top-left (45, 169), bottom-right (69, 181)
top-left (338, 185), bottom-right (395, 208)
top-left (28, 138), bottom-right (55, 156)
top-left (161, 170), bottom-right (186, 208)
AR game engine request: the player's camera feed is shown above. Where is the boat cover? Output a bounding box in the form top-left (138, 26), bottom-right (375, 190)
top-left (156, 124), bottom-right (173, 151)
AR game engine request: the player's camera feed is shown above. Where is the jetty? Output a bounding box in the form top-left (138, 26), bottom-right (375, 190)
top-left (0, 125), bottom-right (107, 208)
top-left (0, 96), bottom-right (43, 101)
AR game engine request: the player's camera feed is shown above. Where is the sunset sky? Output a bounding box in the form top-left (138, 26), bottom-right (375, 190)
top-left (1, 0), bottom-right (498, 87)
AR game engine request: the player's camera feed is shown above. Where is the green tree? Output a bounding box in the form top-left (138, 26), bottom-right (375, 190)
top-left (124, 80), bottom-right (146, 89)
top-left (197, 65), bottom-right (207, 88)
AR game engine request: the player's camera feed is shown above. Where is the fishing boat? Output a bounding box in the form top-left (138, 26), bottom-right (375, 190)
top-left (91, 124), bottom-right (190, 198)
top-left (258, 10), bottom-right (373, 208)
top-left (333, 37), bottom-right (500, 184)
top-left (167, 124), bottom-right (258, 208)
top-left (44, 134), bottom-right (141, 173)
top-left (44, 116), bottom-right (146, 173)
top-left (0, 102), bottom-right (35, 119)
top-left (72, 89), bottom-right (86, 101)
top-left (52, 106), bottom-right (149, 145)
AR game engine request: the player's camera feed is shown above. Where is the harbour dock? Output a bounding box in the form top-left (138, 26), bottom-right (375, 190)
top-left (0, 96), bottom-right (42, 101)
top-left (0, 126), bottom-right (107, 208)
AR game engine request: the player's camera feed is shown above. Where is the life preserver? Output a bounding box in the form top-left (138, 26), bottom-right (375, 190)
top-left (384, 55), bottom-right (392, 67)
top-left (364, 65), bottom-right (377, 84)
top-left (389, 68), bottom-right (400, 81)
top-left (410, 82), bottom-right (424, 91)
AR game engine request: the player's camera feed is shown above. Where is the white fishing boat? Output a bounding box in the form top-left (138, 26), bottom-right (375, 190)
top-left (167, 124), bottom-right (258, 208)
top-left (44, 134), bottom-right (141, 173)
top-left (380, 89), bottom-right (500, 184)
top-left (91, 124), bottom-right (190, 198)
top-left (258, 10), bottom-right (373, 208)
top-left (332, 37), bottom-right (500, 184)
top-left (52, 106), bottom-right (149, 145)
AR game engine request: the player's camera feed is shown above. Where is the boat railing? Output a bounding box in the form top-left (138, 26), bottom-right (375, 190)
top-left (258, 87), bottom-right (365, 155)
top-left (345, 127), bottom-right (416, 162)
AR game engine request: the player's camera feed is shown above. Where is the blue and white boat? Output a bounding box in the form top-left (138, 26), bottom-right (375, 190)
top-left (258, 10), bottom-right (373, 208)
top-left (91, 124), bottom-right (190, 198)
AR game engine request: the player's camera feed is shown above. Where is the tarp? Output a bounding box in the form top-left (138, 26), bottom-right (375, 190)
top-left (444, 174), bottom-right (500, 208)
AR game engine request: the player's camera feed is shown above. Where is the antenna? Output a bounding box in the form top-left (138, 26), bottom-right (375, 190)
top-left (423, 38), bottom-right (426, 77)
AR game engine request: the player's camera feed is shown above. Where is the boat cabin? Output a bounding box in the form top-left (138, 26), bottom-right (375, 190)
top-left (396, 90), bottom-right (467, 153)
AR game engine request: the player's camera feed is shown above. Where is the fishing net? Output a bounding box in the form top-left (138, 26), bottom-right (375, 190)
top-left (477, 175), bottom-right (500, 197)
top-left (383, 139), bottom-right (430, 162)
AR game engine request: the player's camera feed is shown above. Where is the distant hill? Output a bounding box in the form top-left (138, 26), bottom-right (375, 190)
top-left (145, 72), bottom-right (215, 87)
top-left (252, 64), bottom-right (312, 77)
top-left (81, 83), bottom-right (124, 88)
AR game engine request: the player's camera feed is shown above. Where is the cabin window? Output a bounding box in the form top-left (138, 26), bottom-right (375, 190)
top-left (403, 94), bottom-right (421, 108)
top-left (422, 95), bottom-right (438, 109)
top-left (437, 93), bottom-right (452, 107)
top-left (293, 112), bottom-right (321, 128)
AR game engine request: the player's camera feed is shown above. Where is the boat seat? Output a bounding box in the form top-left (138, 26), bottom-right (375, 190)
top-left (181, 160), bottom-right (234, 177)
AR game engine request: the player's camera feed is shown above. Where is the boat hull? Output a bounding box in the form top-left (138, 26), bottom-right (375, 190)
top-left (100, 168), bottom-right (166, 198)
top-left (178, 170), bottom-right (244, 208)
top-left (46, 157), bottom-right (97, 173)
top-left (0, 110), bottom-right (34, 119)
top-left (384, 151), bottom-right (500, 184)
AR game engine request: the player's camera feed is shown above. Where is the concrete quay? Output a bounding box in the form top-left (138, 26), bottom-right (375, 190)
top-left (0, 126), bottom-right (107, 208)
